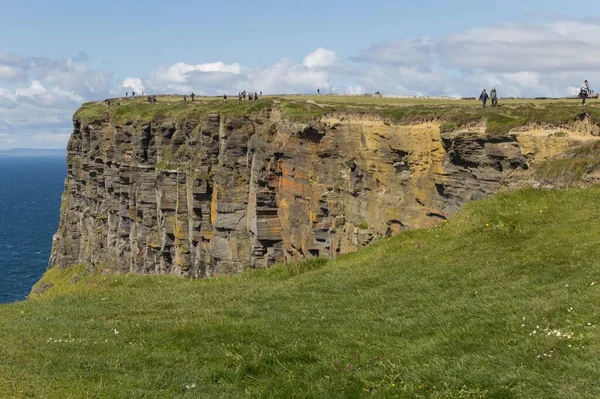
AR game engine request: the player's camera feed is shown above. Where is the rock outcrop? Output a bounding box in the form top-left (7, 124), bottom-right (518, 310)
top-left (49, 102), bottom-right (597, 277)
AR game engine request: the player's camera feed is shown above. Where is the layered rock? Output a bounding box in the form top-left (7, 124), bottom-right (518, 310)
top-left (49, 105), bottom-right (596, 277)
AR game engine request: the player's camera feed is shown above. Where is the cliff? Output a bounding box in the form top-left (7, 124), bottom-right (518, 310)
top-left (48, 97), bottom-right (600, 277)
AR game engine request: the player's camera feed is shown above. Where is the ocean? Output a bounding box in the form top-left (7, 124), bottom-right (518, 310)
top-left (0, 156), bottom-right (66, 303)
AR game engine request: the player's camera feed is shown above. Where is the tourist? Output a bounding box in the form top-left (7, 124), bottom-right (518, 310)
top-left (479, 89), bottom-right (489, 108)
top-left (238, 93), bottom-right (242, 103)
top-left (132, 91), bottom-right (136, 97)
top-left (490, 87), bottom-right (498, 107)
top-left (191, 92), bottom-right (195, 102)
top-left (254, 92), bottom-right (258, 101)
top-left (223, 94), bottom-right (227, 103)
top-left (317, 89), bottom-right (320, 95)
top-left (580, 80), bottom-right (590, 106)
top-left (125, 91), bottom-right (128, 98)
top-left (183, 95), bottom-right (187, 103)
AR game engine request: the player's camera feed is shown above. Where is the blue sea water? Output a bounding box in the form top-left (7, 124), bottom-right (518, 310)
top-left (0, 157), bottom-right (66, 303)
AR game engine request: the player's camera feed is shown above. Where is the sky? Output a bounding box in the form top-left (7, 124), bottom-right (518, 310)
top-left (1, 0), bottom-right (599, 149)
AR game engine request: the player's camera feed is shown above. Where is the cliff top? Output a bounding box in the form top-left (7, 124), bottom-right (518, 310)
top-left (74, 95), bottom-right (600, 136)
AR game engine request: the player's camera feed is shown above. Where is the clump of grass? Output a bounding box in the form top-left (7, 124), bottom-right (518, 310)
top-left (534, 140), bottom-right (600, 185)
top-left (439, 121), bottom-right (458, 133)
top-left (280, 101), bottom-right (330, 122)
top-left (74, 102), bottom-right (107, 121)
top-left (486, 112), bottom-right (524, 136)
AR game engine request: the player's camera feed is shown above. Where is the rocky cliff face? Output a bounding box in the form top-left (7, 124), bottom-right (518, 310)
top-left (49, 104), bottom-right (596, 277)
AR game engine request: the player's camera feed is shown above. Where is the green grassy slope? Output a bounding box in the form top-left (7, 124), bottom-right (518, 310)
top-left (3, 187), bottom-right (600, 398)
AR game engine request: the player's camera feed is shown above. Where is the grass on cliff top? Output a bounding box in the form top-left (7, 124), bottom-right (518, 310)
top-left (75, 95), bottom-right (600, 137)
top-left (75, 96), bottom-right (273, 125)
top-left (534, 140), bottom-right (600, 185)
top-left (4, 187), bottom-right (600, 398)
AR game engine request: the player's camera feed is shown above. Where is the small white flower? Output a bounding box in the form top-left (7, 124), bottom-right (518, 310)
top-left (114, 329), bottom-right (119, 335)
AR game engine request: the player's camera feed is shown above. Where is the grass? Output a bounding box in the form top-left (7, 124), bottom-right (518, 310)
top-left (534, 141), bottom-right (600, 185)
top-left (73, 95), bottom-right (600, 142)
top-left (3, 187), bottom-right (600, 397)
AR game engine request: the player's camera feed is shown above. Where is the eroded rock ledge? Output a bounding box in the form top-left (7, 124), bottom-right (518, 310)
top-left (49, 101), bottom-right (598, 277)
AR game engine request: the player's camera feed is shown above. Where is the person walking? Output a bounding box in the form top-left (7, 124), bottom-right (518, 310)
top-left (479, 89), bottom-right (489, 108)
top-left (579, 80), bottom-right (590, 106)
top-left (490, 87), bottom-right (498, 107)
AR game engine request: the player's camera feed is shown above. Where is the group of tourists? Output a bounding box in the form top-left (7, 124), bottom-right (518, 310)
top-left (237, 91), bottom-right (261, 102)
top-left (478, 87), bottom-right (499, 108)
top-left (118, 81), bottom-right (595, 109)
top-left (478, 80), bottom-right (594, 108)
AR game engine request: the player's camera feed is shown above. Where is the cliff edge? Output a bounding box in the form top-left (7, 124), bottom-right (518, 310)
top-left (48, 96), bottom-right (600, 277)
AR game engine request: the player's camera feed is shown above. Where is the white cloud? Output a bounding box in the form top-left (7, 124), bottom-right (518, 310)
top-left (302, 48), bottom-right (337, 68)
top-left (346, 85), bottom-right (365, 95)
top-left (121, 77), bottom-right (145, 95)
top-left (16, 80), bottom-right (46, 97)
top-left (0, 52), bottom-right (111, 149)
top-left (140, 49), bottom-right (337, 95)
top-left (352, 19), bottom-right (600, 97)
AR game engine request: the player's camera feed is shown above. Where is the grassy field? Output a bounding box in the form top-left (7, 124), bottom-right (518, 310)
top-left (3, 187), bottom-right (600, 397)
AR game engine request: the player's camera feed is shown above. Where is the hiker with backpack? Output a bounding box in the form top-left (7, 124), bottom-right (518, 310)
top-left (479, 89), bottom-right (489, 108)
top-left (579, 80), bottom-right (591, 106)
top-left (490, 87), bottom-right (498, 107)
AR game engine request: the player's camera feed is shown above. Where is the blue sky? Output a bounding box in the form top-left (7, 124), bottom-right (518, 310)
top-left (0, 0), bottom-right (598, 148)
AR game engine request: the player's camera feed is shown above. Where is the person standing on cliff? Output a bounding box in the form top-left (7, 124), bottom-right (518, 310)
top-left (490, 87), bottom-right (498, 107)
top-left (579, 80), bottom-right (590, 106)
top-left (479, 89), bottom-right (489, 108)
